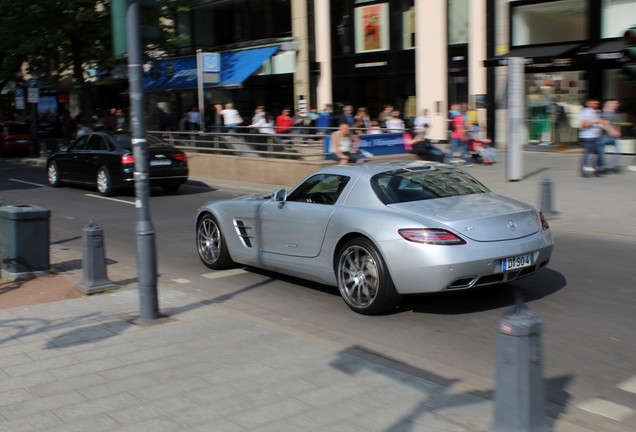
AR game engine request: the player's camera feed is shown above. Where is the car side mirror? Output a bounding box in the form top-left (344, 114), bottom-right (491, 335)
top-left (273, 188), bottom-right (286, 202)
top-left (59, 144), bottom-right (69, 152)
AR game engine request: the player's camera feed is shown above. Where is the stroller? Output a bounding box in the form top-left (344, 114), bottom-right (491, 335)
top-left (467, 138), bottom-right (497, 164)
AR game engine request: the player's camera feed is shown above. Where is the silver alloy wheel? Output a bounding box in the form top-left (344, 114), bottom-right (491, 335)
top-left (47, 163), bottom-right (59, 186)
top-left (337, 244), bottom-right (380, 309)
top-left (197, 217), bottom-right (221, 265)
top-left (97, 168), bottom-right (110, 195)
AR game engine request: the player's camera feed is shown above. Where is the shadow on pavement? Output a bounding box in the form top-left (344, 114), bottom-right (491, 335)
top-left (397, 269), bottom-right (566, 315)
top-left (330, 344), bottom-right (573, 430)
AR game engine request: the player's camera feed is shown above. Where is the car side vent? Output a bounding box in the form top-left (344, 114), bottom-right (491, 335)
top-left (234, 220), bottom-right (254, 248)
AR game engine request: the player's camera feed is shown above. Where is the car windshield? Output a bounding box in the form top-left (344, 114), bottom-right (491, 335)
top-left (371, 165), bottom-right (490, 204)
top-left (112, 134), bottom-right (173, 150)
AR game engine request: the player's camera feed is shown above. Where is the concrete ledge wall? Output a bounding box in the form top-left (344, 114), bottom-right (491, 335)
top-left (186, 153), bottom-right (336, 187)
top-left (186, 152), bottom-right (418, 187)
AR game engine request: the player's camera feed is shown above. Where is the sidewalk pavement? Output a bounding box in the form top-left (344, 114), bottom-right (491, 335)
top-left (2, 151), bottom-right (636, 431)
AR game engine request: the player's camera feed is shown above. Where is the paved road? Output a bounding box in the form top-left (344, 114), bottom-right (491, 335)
top-left (1, 152), bottom-right (635, 431)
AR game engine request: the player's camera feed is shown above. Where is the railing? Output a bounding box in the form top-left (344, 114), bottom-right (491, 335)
top-left (147, 126), bottom-right (332, 160)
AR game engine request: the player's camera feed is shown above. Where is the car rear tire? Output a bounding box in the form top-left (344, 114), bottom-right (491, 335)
top-left (47, 162), bottom-right (62, 187)
top-left (96, 167), bottom-right (114, 197)
top-left (337, 237), bottom-right (401, 315)
top-left (196, 213), bottom-right (234, 269)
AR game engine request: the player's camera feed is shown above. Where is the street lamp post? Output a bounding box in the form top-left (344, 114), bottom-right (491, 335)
top-left (126, 0), bottom-right (159, 320)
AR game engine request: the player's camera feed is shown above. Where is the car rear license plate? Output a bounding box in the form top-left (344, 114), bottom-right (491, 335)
top-left (150, 160), bottom-right (172, 166)
top-left (502, 254), bottom-right (532, 271)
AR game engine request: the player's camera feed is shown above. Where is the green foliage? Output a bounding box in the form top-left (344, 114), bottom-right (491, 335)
top-left (0, 0), bottom-right (195, 84)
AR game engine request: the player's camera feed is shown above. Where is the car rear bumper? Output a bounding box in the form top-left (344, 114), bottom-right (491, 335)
top-left (380, 234), bottom-right (554, 294)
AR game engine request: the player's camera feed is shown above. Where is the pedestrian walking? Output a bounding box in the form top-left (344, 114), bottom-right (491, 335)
top-left (187, 105), bottom-right (201, 130)
top-left (579, 98), bottom-right (604, 177)
top-left (221, 102), bottom-right (242, 133)
top-left (447, 103), bottom-right (471, 164)
top-left (275, 108), bottom-right (294, 134)
top-left (599, 99), bottom-right (621, 173)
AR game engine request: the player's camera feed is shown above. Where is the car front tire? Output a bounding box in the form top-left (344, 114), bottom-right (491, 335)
top-left (47, 162), bottom-right (62, 187)
top-left (96, 167), bottom-right (114, 196)
top-left (196, 213), bottom-right (234, 269)
top-left (337, 237), bottom-right (401, 315)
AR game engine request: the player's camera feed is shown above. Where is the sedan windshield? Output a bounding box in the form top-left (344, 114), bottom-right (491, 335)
top-left (371, 165), bottom-right (490, 204)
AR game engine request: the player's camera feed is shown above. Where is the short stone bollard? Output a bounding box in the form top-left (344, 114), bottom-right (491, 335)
top-left (76, 219), bottom-right (117, 294)
top-left (490, 295), bottom-right (552, 432)
top-left (539, 178), bottom-right (559, 219)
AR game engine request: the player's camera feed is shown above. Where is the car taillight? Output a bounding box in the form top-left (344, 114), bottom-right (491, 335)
top-left (398, 228), bottom-right (466, 245)
top-left (539, 211), bottom-right (550, 230)
top-left (173, 153), bottom-right (187, 161)
top-left (121, 154), bottom-right (135, 164)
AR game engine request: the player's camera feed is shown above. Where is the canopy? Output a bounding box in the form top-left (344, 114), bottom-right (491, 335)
top-left (144, 45), bottom-right (280, 92)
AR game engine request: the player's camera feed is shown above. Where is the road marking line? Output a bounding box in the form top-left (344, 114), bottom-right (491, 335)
top-left (577, 398), bottom-right (634, 422)
top-left (618, 375), bottom-right (636, 394)
top-left (202, 268), bottom-right (247, 280)
top-left (9, 178), bottom-right (46, 187)
top-left (171, 278), bottom-right (191, 284)
top-left (85, 194), bottom-right (135, 205)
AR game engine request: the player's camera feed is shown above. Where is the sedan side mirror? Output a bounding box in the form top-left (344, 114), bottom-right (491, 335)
top-left (273, 188), bottom-right (286, 202)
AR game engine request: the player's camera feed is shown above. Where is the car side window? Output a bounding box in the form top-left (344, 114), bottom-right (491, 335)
top-left (86, 135), bottom-right (107, 151)
top-left (286, 174), bottom-right (350, 205)
top-left (70, 135), bottom-right (89, 151)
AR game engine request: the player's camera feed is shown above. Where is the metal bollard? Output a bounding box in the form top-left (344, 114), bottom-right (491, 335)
top-left (539, 178), bottom-right (559, 220)
top-left (76, 219), bottom-right (118, 294)
top-left (490, 294), bottom-right (552, 432)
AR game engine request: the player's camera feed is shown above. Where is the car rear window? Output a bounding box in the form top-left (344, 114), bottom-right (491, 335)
top-left (371, 165), bottom-right (490, 204)
top-left (112, 134), bottom-right (133, 149)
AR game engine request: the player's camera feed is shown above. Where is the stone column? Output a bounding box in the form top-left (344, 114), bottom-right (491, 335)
top-left (469, 0), bottom-right (488, 135)
top-left (292, 0), bottom-right (310, 109)
top-left (415, 0), bottom-right (447, 141)
top-left (314, 0), bottom-right (333, 109)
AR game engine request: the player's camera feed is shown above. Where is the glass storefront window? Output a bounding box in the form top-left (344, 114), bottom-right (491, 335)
top-left (525, 71), bottom-right (586, 144)
top-left (448, 0), bottom-right (468, 45)
top-left (602, 0), bottom-right (636, 38)
top-left (512, 0), bottom-right (587, 46)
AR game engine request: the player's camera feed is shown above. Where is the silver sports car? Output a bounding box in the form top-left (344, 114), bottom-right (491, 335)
top-left (195, 161), bottom-right (553, 315)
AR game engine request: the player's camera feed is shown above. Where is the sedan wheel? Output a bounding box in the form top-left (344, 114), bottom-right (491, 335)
top-left (47, 162), bottom-right (62, 187)
top-left (337, 238), bottom-right (401, 315)
top-left (96, 167), bottom-right (114, 196)
top-left (197, 214), bottom-right (233, 269)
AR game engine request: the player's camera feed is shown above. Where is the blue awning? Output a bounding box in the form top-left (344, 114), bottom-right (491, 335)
top-left (143, 45), bottom-right (280, 92)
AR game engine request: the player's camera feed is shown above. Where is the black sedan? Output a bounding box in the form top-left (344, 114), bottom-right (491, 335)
top-left (46, 131), bottom-right (189, 196)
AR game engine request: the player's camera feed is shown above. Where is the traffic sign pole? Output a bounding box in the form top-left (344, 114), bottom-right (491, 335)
top-left (126, 0), bottom-right (159, 320)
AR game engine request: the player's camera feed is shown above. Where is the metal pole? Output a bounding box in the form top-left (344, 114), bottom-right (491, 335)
top-left (196, 49), bottom-right (206, 132)
top-left (506, 57), bottom-right (524, 181)
top-left (126, 0), bottom-right (159, 320)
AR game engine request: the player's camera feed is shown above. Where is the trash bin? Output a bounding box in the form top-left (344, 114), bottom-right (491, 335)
top-left (0, 205), bottom-right (50, 281)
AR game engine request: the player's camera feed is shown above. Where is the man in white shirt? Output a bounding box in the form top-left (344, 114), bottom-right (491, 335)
top-left (579, 98), bottom-right (604, 176)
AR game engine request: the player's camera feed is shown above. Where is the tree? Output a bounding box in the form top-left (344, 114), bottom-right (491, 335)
top-left (0, 0), bottom-right (194, 118)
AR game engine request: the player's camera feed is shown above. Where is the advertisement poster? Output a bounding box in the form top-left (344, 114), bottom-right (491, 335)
top-left (355, 3), bottom-right (389, 53)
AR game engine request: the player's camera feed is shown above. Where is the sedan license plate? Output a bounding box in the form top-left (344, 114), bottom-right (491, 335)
top-left (502, 254), bottom-right (532, 271)
top-left (150, 159), bottom-right (172, 166)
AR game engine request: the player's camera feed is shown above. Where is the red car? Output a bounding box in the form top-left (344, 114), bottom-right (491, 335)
top-left (0, 121), bottom-right (33, 156)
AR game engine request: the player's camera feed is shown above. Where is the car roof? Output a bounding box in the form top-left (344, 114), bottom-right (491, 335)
top-left (314, 160), bottom-right (446, 177)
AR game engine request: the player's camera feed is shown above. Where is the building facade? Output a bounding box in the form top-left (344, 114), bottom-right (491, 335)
top-left (486, 0), bottom-right (636, 147)
top-left (151, 0), bottom-right (635, 145)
